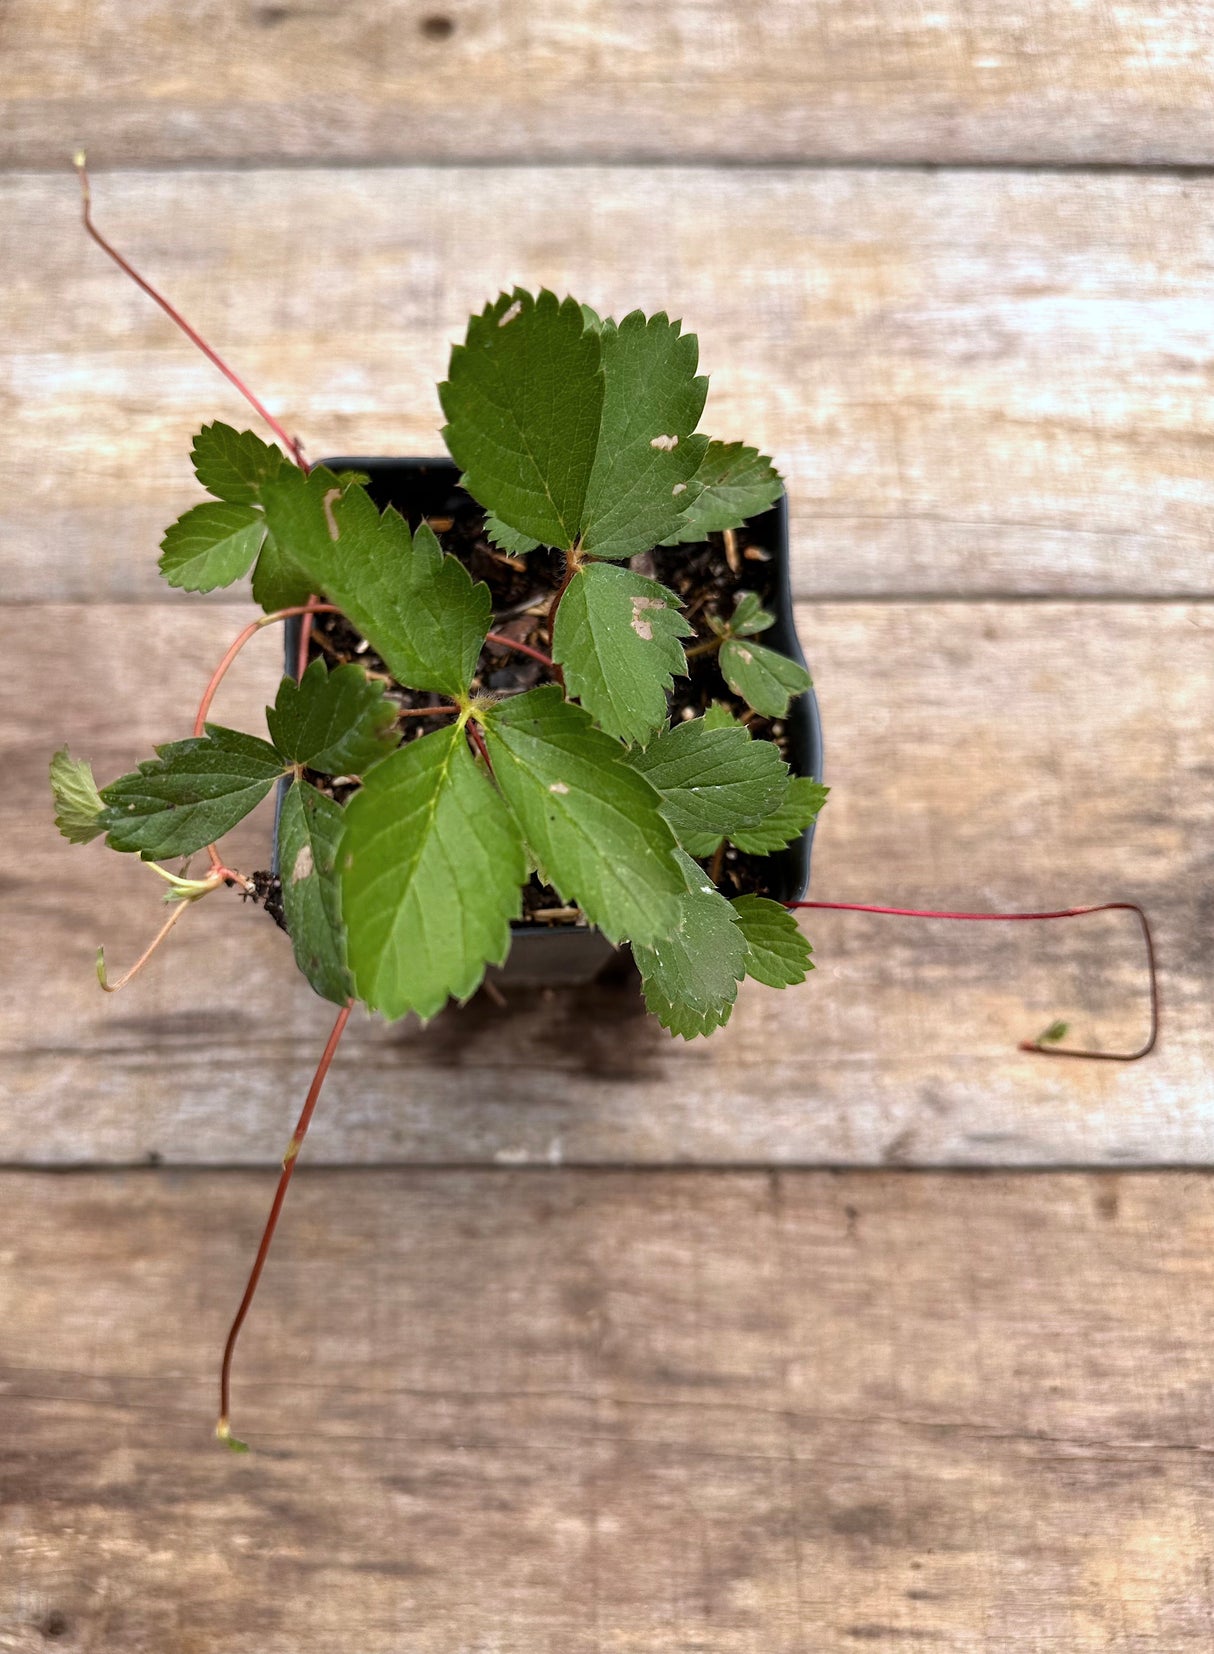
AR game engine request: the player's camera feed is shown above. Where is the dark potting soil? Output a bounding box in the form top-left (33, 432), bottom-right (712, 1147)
top-left (303, 504), bottom-right (796, 921)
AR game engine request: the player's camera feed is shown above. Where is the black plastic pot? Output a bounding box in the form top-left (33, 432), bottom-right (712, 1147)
top-left (281, 457), bottom-right (823, 987)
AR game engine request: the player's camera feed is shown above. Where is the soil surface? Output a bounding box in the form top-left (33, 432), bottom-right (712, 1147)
top-left (303, 505), bottom-right (798, 921)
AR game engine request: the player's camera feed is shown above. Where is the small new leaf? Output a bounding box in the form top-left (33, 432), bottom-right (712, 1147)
top-left (633, 853), bottom-right (747, 1039)
top-left (731, 895), bottom-right (813, 988)
top-left (191, 422), bottom-right (285, 505)
top-left (729, 776), bottom-right (828, 855)
top-left (339, 722), bottom-right (525, 1020)
top-left (719, 638), bottom-right (811, 720)
top-left (50, 746), bottom-right (105, 844)
top-left (98, 726), bottom-right (286, 859)
top-left (267, 660), bottom-right (399, 776)
top-left (728, 591), bottom-right (774, 637)
top-left (158, 501), bottom-right (266, 593)
top-left (278, 780), bottom-right (351, 1005)
top-left (553, 563), bottom-right (692, 745)
top-left (481, 686), bottom-right (684, 947)
top-left (628, 717), bottom-right (789, 855)
top-left (660, 440), bottom-right (784, 543)
top-left (260, 468), bottom-right (490, 698)
top-left (1037, 1019), bottom-right (1070, 1045)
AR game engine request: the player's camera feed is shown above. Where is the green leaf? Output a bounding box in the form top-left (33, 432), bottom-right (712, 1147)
top-left (633, 853), bottom-right (747, 1039)
top-left (339, 722), bottom-right (525, 1021)
top-left (50, 746), bottom-right (105, 844)
top-left (441, 290), bottom-right (604, 551)
top-left (485, 514), bottom-right (542, 556)
top-left (191, 422), bottom-right (284, 505)
top-left (260, 467), bottom-right (490, 698)
top-left (628, 717), bottom-right (789, 855)
top-left (728, 591), bottom-right (775, 637)
top-left (158, 501), bottom-right (266, 593)
top-left (440, 292), bottom-right (708, 557)
top-left (731, 895), bottom-right (813, 988)
top-left (577, 310), bottom-right (709, 560)
top-left (729, 776), bottom-right (828, 855)
top-left (267, 660), bottom-right (399, 776)
top-left (98, 726), bottom-right (285, 859)
top-left (660, 441), bottom-right (784, 543)
top-left (481, 686), bottom-right (683, 947)
top-left (719, 638), bottom-right (811, 719)
top-left (278, 780), bottom-right (351, 1005)
top-left (553, 564), bottom-right (692, 745)
top-left (250, 527), bottom-right (315, 613)
top-left (1037, 1019), bottom-right (1070, 1045)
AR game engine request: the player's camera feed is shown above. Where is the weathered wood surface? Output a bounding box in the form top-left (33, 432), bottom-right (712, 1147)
top-left (4, 1168), bottom-right (1214, 1651)
top-left (6, 1), bottom-right (1214, 168)
top-left (7, 166), bottom-right (1214, 602)
top-left (7, 600), bottom-right (1208, 1167)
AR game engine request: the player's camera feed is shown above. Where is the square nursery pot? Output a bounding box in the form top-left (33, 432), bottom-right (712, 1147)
top-left (280, 458), bottom-right (824, 990)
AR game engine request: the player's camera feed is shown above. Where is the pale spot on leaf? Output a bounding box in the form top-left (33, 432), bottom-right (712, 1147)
top-left (292, 844), bottom-right (314, 882)
top-left (498, 300), bottom-right (523, 327)
top-left (736, 647), bottom-right (754, 664)
top-left (630, 594), bottom-right (665, 641)
top-left (322, 488), bottom-right (342, 541)
top-left (650, 434), bottom-right (678, 451)
top-left (672, 483), bottom-right (687, 496)
top-left (549, 781), bottom-right (570, 794)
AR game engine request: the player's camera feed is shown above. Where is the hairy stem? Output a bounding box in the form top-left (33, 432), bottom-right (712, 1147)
top-left (217, 999), bottom-right (354, 1450)
top-left (787, 899), bottom-right (1157, 1061)
top-left (75, 155), bottom-right (309, 472)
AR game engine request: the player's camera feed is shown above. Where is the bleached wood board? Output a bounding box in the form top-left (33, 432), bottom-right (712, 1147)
top-left (5, 166), bottom-right (1214, 600)
top-left (4, 1168), bottom-right (1214, 1651)
top-left (6, 0), bottom-right (1214, 167)
top-left (5, 600), bottom-right (1209, 1167)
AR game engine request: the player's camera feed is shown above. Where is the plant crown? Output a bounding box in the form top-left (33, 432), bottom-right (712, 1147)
top-left (52, 290), bottom-right (827, 1037)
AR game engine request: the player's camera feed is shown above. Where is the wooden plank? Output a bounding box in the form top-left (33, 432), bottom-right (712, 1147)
top-left (6, 2), bottom-right (1214, 167)
top-left (4, 1168), bottom-right (1214, 1650)
top-left (5, 166), bottom-right (1214, 601)
top-left (6, 600), bottom-right (1210, 1167)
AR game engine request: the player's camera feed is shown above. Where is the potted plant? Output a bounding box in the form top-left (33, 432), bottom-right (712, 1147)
top-left (50, 277), bottom-right (827, 1445)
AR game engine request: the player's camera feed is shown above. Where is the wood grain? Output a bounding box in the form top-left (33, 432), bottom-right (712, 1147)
top-left (6, 166), bottom-right (1214, 601)
top-left (4, 1168), bottom-right (1214, 1651)
top-left (6, 600), bottom-right (1209, 1167)
top-left (5, 0), bottom-right (1214, 167)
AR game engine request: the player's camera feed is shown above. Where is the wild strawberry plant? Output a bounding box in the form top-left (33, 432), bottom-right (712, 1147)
top-left (52, 289), bottom-right (825, 1041)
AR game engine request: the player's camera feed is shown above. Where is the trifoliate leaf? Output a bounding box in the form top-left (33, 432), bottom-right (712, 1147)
top-left (191, 422), bottom-right (285, 505)
top-left (719, 638), bottom-right (811, 719)
top-left (729, 776), bottom-right (829, 855)
top-left (440, 292), bottom-right (708, 557)
top-left (278, 780), bottom-right (351, 1005)
top-left (577, 311), bottom-right (709, 560)
top-left (660, 441), bottom-right (784, 544)
top-left (633, 852), bottom-right (746, 1039)
top-left (158, 501), bottom-right (266, 593)
top-left (50, 746), bottom-right (105, 844)
top-left (485, 514), bottom-right (542, 556)
top-left (553, 564), bottom-right (692, 745)
top-left (98, 726), bottom-right (286, 859)
top-left (339, 723), bottom-right (525, 1021)
top-left (441, 290), bottom-right (604, 551)
top-left (731, 895), bottom-right (813, 988)
top-left (628, 717), bottom-right (789, 854)
top-left (260, 467), bottom-right (490, 698)
top-left (267, 660), bottom-right (399, 777)
top-left (250, 527), bottom-right (315, 613)
top-left (728, 591), bottom-right (775, 637)
top-left (481, 685), bottom-right (683, 947)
